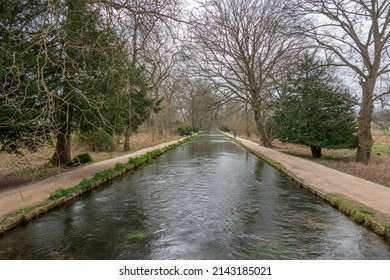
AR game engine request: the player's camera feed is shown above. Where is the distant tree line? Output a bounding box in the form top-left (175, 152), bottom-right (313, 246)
top-left (1, 0), bottom-right (390, 165)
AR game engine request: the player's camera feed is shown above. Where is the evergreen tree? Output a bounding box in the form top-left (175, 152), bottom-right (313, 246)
top-left (51, 0), bottom-right (158, 162)
top-left (273, 53), bottom-right (358, 158)
top-left (97, 63), bottom-right (158, 151)
top-left (0, 0), bottom-right (49, 153)
top-left (51, 0), bottom-right (116, 165)
top-left (1, 0), bottom-right (156, 163)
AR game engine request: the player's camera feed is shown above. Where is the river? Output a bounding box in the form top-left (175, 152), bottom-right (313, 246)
top-left (0, 132), bottom-right (389, 259)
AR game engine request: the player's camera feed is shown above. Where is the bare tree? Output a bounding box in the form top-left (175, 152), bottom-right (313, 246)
top-left (292, 0), bottom-right (390, 164)
top-left (373, 109), bottom-right (390, 130)
top-left (143, 26), bottom-right (181, 139)
top-left (160, 75), bottom-right (181, 134)
top-left (172, 75), bottom-right (220, 130)
top-left (190, 0), bottom-right (302, 147)
top-left (216, 100), bottom-right (257, 136)
top-left (86, 0), bottom-right (184, 23)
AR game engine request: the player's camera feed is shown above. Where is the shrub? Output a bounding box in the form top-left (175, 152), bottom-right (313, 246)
top-left (77, 130), bottom-right (116, 152)
top-left (176, 124), bottom-right (192, 136)
top-left (71, 153), bottom-right (93, 166)
top-left (219, 125), bottom-right (230, 132)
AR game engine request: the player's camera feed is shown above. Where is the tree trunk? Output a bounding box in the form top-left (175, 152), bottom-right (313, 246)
top-left (245, 103), bottom-right (250, 137)
top-left (53, 129), bottom-right (72, 165)
top-left (153, 111), bottom-right (165, 138)
top-left (52, 105), bottom-right (72, 165)
top-left (151, 124), bottom-right (156, 142)
top-left (355, 81), bottom-right (375, 164)
top-left (252, 103), bottom-right (271, 147)
top-left (124, 127), bottom-right (131, 152)
top-left (191, 117), bottom-right (196, 132)
top-left (165, 100), bottom-right (171, 136)
top-left (310, 146), bottom-right (322, 159)
top-left (150, 111), bottom-right (162, 142)
top-left (157, 115), bottom-right (164, 136)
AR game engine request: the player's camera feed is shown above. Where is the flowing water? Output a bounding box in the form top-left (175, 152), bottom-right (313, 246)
top-left (0, 132), bottom-right (389, 259)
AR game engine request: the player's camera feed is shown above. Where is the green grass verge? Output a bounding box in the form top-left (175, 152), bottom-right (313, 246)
top-left (327, 195), bottom-right (390, 241)
top-left (225, 134), bottom-right (292, 176)
top-left (327, 195), bottom-right (374, 224)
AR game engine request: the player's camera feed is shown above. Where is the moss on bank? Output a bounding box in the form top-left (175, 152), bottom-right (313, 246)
top-left (327, 195), bottom-right (390, 239)
top-left (0, 137), bottom-right (193, 235)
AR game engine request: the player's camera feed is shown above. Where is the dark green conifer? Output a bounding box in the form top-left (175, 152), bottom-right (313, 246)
top-left (273, 53), bottom-right (358, 158)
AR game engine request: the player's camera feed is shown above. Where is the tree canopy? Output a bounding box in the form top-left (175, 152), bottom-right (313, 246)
top-left (272, 53), bottom-right (358, 158)
top-left (0, 0), bottom-right (157, 164)
top-left (291, 0), bottom-right (390, 163)
top-left (0, 0), bottom-right (49, 153)
top-left (1, 0), bottom-right (389, 166)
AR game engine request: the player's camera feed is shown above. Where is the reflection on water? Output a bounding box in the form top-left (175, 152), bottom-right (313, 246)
top-left (0, 132), bottom-right (389, 259)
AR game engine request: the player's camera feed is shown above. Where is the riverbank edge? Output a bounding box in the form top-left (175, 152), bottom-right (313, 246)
top-left (0, 136), bottom-right (195, 235)
top-left (220, 131), bottom-right (390, 240)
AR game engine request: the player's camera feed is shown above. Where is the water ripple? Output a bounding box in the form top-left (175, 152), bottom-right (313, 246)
top-left (0, 133), bottom-right (389, 259)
